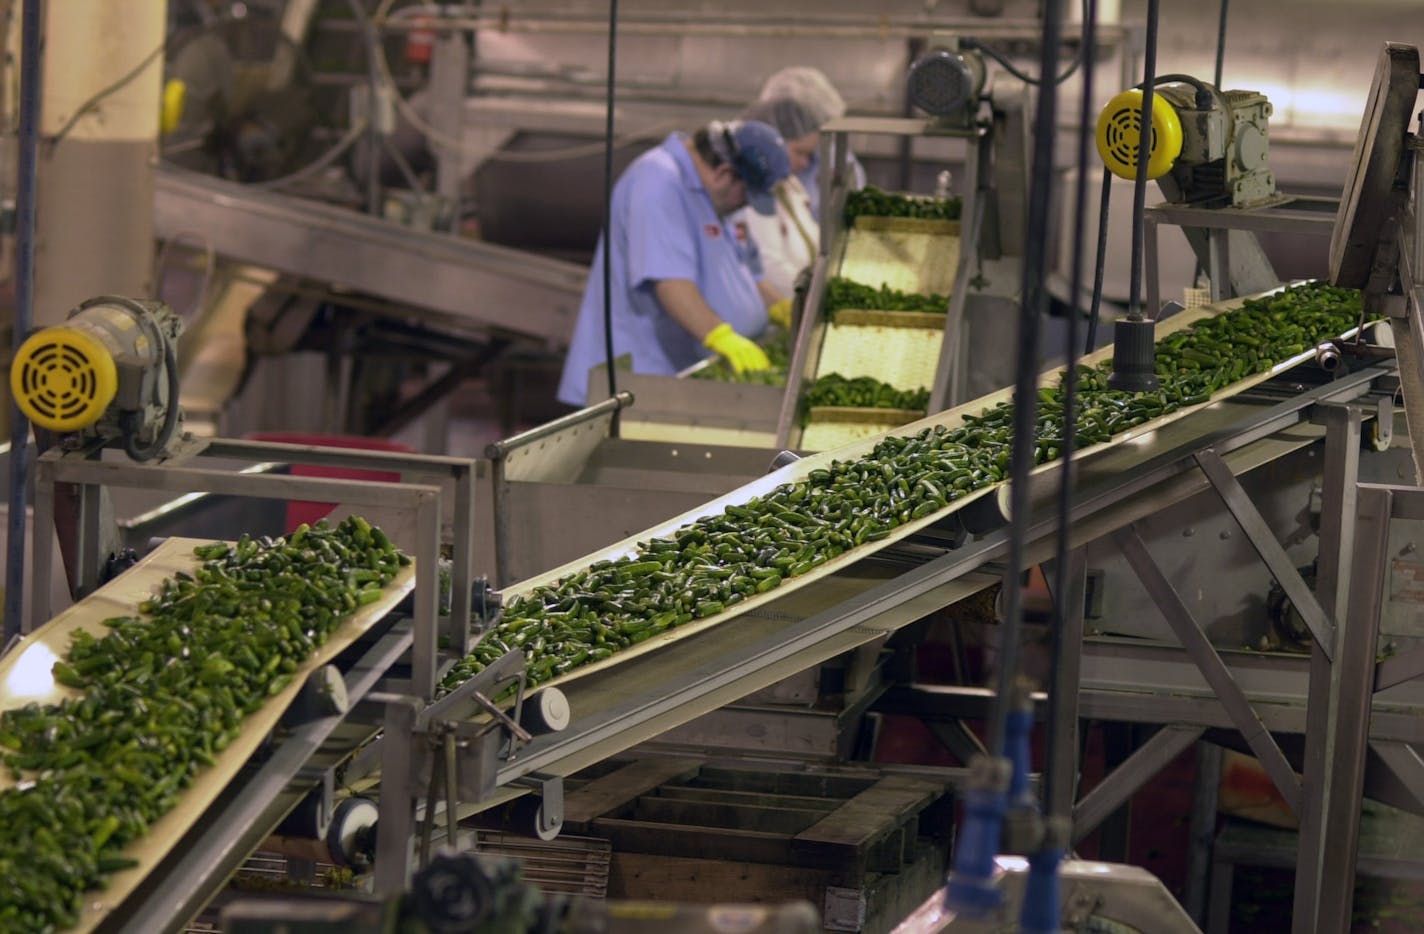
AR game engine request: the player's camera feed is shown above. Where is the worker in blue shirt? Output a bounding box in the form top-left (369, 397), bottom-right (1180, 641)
top-left (557, 119), bottom-right (793, 407)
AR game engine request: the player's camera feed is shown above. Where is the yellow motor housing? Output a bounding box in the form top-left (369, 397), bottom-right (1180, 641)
top-left (10, 324), bottom-right (118, 432)
top-left (1096, 89), bottom-right (1184, 181)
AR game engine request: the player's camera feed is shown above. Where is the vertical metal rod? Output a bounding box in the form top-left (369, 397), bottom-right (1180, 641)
top-left (359, 8), bottom-right (384, 216)
top-left (1045, 0), bottom-right (1097, 822)
top-left (443, 731), bottom-right (459, 847)
top-left (413, 491), bottom-right (441, 700)
top-left (1292, 404), bottom-right (1360, 932)
top-left (1183, 742), bottom-right (1222, 925)
top-left (429, 30), bottom-right (469, 224)
top-left (449, 465), bottom-right (475, 656)
top-left (4, 0), bottom-right (43, 647)
top-left (77, 480), bottom-right (103, 598)
top-left (1145, 214), bottom-right (1161, 316)
top-left (1084, 167), bottom-right (1113, 355)
top-left (1307, 483), bottom-right (1390, 933)
top-left (417, 737), bottom-right (440, 867)
top-left (29, 457), bottom-right (53, 631)
top-left (490, 456), bottom-right (510, 589)
top-left (374, 698), bottom-right (420, 894)
top-left (1046, 549), bottom-right (1087, 822)
top-left (1207, 228), bottom-right (1229, 302)
top-left (929, 139), bottom-right (987, 413)
top-left (987, 0), bottom-right (1066, 759)
top-left (1126, 0), bottom-right (1159, 321)
top-left (1212, 0), bottom-right (1229, 90)
top-left (600, 0), bottom-right (620, 409)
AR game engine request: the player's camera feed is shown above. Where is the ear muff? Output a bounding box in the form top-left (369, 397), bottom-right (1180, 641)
top-left (1096, 89), bottom-right (1184, 181)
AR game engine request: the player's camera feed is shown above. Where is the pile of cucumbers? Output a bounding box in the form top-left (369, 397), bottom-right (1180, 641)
top-left (441, 282), bottom-right (1363, 699)
top-left (824, 277), bottom-right (950, 316)
top-left (804, 374), bottom-right (930, 412)
top-left (0, 516), bottom-right (408, 932)
top-left (845, 185), bottom-right (962, 222)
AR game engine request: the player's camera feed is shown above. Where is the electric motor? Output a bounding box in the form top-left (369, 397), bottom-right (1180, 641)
top-left (10, 296), bottom-right (184, 459)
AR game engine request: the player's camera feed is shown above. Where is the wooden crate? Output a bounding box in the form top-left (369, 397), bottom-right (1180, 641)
top-left (561, 759), bottom-right (954, 934)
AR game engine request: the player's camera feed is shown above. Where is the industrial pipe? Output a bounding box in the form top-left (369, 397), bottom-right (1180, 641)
top-left (4, 0), bottom-right (43, 648)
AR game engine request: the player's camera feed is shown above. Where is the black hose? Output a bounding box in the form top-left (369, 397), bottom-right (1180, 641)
top-left (970, 38), bottom-right (1082, 87)
top-left (1126, 0), bottom-right (1160, 323)
top-left (4, 0), bottom-right (43, 647)
top-left (601, 0), bottom-right (620, 411)
top-left (962, 0), bottom-right (1088, 87)
top-left (1141, 72), bottom-right (1213, 110)
top-left (123, 338), bottom-right (182, 463)
top-left (1085, 166), bottom-right (1112, 355)
top-left (1045, 0), bottom-right (1098, 821)
top-left (986, 0), bottom-right (1067, 760)
top-left (1213, 0), bottom-right (1229, 90)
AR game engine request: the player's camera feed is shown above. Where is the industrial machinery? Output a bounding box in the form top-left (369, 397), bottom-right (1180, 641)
top-left (1097, 78), bottom-right (1278, 209)
top-left (9, 295), bottom-right (185, 461)
top-left (221, 850), bottom-right (820, 934)
top-left (11, 12), bottom-right (1424, 931)
top-left (907, 35), bottom-right (988, 130)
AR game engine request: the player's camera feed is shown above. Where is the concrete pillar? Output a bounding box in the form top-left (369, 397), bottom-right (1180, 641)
top-left (34, 1), bottom-right (167, 325)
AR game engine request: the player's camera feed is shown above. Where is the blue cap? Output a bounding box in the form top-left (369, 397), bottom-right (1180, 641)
top-left (709, 119), bottom-right (791, 215)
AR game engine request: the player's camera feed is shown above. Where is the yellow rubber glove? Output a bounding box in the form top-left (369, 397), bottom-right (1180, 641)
top-left (768, 297), bottom-right (793, 330)
top-left (703, 322), bottom-right (770, 374)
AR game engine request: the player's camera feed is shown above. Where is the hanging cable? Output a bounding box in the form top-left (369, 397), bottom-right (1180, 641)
top-left (4, 0), bottom-right (42, 648)
top-left (959, 0), bottom-right (1088, 87)
top-left (963, 37), bottom-right (1081, 87)
top-left (1046, 0), bottom-right (1098, 825)
top-left (601, 0), bottom-right (620, 407)
top-left (1213, 0), bottom-right (1229, 90)
top-left (49, 40), bottom-right (166, 147)
top-left (1084, 167), bottom-right (1112, 355)
top-left (1127, 0), bottom-right (1160, 325)
top-left (988, 0), bottom-right (1067, 765)
top-left (945, 0), bottom-right (1068, 917)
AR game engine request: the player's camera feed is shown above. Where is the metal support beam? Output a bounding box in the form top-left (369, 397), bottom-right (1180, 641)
top-left (1293, 403), bottom-right (1361, 932)
top-left (1377, 646), bottom-right (1424, 691)
top-left (1183, 742), bottom-right (1222, 926)
top-left (1304, 484), bottom-right (1392, 933)
top-left (1195, 447), bottom-right (1333, 658)
top-left (1367, 741), bottom-right (1424, 815)
top-left (373, 695), bottom-right (422, 895)
top-left (1113, 525), bottom-right (1301, 812)
top-left (1072, 724), bottom-right (1204, 844)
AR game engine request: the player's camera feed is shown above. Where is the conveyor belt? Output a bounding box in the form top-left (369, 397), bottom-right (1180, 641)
top-left (5, 294), bottom-right (1382, 932)
top-left (494, 363), bottom-right (1389, 788)
top-left (494, 294), bottom-right (1377, 696)
top-left (0, 538), bottom-right (415, 934)
top-left (154, 167), bottom-right (586, 347)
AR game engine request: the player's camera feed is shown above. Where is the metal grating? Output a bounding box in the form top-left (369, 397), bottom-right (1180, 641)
top-left (473, 830), bottom-right (612, 898)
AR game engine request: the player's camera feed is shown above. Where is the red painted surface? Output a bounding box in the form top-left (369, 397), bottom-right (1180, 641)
top-left (244, 433), bottom-right (415, 533)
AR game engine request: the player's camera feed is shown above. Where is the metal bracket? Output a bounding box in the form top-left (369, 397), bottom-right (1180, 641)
top-left (1375, 394), bottom-right (1395, 451)
top-left (510, 771), bottom-right (564, 840)
top-left (1194, 448), bottom-right (1335, 658)
top-left (1112, 525), bottom-right (1302, 812)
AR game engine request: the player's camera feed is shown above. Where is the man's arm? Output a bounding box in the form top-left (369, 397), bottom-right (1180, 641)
top-left (654, 279), bottom-right (725, 341)
top-left (756, 278), bottom-right (785, 308)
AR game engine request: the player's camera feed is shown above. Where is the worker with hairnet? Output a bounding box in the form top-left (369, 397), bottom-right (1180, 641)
top-left (556, 120), bottom-right (792, 407)
top-left (757, 66), bottom-right (866, 220)
top-left (731, 97), bottom-right (823, 303)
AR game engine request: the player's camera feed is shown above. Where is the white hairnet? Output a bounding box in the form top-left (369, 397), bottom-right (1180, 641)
top-left (758, 67), bottom-right (847, 127)
top-left (740, 97), bottom-right (821, 142)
